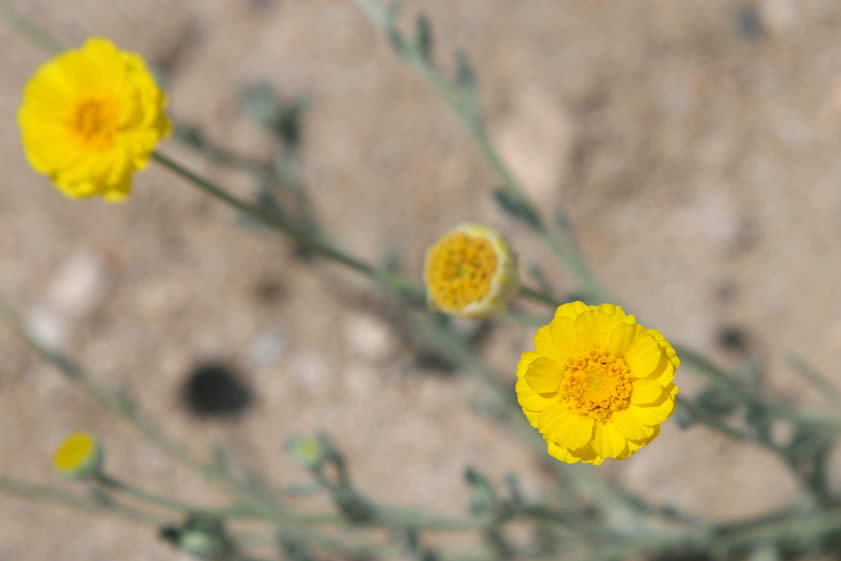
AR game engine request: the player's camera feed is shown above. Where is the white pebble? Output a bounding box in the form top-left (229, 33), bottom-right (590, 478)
top-left (343, 312), bottom-right (394, 362)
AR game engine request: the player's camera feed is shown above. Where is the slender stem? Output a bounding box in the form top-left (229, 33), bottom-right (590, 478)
top-left (0, 475), bottom-right (162, 525)
top-left (99, 460), bottom-right (553, 533)
top-left (518, 285), bottom-right (562, 308)
top-left (0, 1), bottom-right (63, 53)
top-left (787, 354), bottom-right (841, 401)
top-left (674, 396), bottom-right (753, 443)
top-left (153, 152), bottom-right (371, 277)
top-left (96, 472), bottom-right (345, 526)
top-left (173, 125), bottom-right (273, 177)
top-left (96, 473), bottom-right (212, 514)
top-left (152, 151), bottom-right (424, 303)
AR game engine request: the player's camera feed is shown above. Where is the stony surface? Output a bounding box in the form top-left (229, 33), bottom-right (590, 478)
top-left (2, 0), bottom-right (841, 559)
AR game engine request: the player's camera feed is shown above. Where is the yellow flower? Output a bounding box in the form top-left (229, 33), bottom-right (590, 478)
top-left (516, 302), bottom-right (679, 464)
top-left (423, 224), bottom-right (519, 318)
top-left (53, 432), bottom-right (103, 479)
top-left (18, 38), bottom-right (171, 201)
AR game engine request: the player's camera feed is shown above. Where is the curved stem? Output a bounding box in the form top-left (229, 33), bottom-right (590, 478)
top-left (0, 475), bottom-right (162, 525)
top-left (518, 284), bottom-right (561, 308)
top-left (96, 473), bottom-right (210, 514)
top-left (152, 152), bottom-right (425, 304)
top-left (152, 153), bottom-right (372, 277)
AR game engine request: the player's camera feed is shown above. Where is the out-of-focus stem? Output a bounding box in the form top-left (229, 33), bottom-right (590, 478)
top-left (152, 152), bottom-right (425, 304)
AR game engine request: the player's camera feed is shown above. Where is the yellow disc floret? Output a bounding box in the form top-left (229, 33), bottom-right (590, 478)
top-left (53, 432), bottom-right (103, 479)
top-left (71, 96), bottom-right (121, 150)
top-left (561, 349), bottom-right (633, 421)
top-left (425, 232), bottom-right (498, 310)
top-left (423, 224), bottom-right (519, 318)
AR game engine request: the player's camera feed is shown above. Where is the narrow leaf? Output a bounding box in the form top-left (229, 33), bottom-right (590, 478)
top-left (493, 188), bottom-right (539, 228)
top-left (455, 49), bottom-right (477, 95)
top-left (415, 13), bottom-right (433, 61)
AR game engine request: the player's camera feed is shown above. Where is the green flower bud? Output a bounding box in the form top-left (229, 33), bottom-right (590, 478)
top-left (286, 435), bottom-right (326, 470)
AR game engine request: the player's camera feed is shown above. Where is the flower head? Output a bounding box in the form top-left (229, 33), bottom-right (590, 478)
top-left (516, 302), bottom-right (679, 464)
top-left (423, 224), bottom-right (519, 318)
top-left (18, 38), bottom-right (171, 201)
top-left (53, 432), bottom-right (103, 479)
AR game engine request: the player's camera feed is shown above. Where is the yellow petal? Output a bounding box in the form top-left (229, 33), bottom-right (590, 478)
top-left (546, 441), bottom-right (580, 464)
top-left (591, 422), bottom-right (628, 459)
top-left (553, 301), bottom-right (590, 321)
top-left (596, 303), bottom-right (627, 318)
top-left (629, 391), bottom-right (676, 426)
top-left (539, 404), bottom-right (595, 450)
top-left (624, 333), bottom-right (665, 378)
top-left (516, 352), bottom-right (540, 378)
top-left (607, 321), bottom-right (638, 357)
top-left (549, 316), bottom-right (577, 355)
top-left (515, 377), bottom-right (553, 427)
top-left (533, 325), bottom-right (564, 362)
top-left (649, 329), bottom-right (680, 369)
top-left (575, 310), bottom-right (611, 348)
top-left (553, 441), bottom-right (602, 464)
top-left (524, 357), bottom-right (562, 394)
top-left (575, 443), bottom-right (604, 465)
top-left (610, 408), bottom-right (655, 440)
top-left (622, 426), bottom-right (661, 459)
top-left (655, 360), bottom-right (676, 386)
top-left (515, 353), bottom-right (552, 427)
top-left (631, 378), bottom-right (665, 404)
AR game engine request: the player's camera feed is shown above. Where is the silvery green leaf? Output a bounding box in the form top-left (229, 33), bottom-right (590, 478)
top-left (493, 188), bottom-right (539, 228)
top-left (415, 13), bottom-right (433, 61)
top-left (455, 49), bottom-right (477, 95)
top-left (696, 387), bottom-right (738, 416)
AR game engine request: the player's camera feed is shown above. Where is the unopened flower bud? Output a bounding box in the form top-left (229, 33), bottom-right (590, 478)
top-left (52, 432), bottom-right (103, 480)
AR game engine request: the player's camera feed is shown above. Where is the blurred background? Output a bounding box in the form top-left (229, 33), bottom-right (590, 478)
top-left (2, 0), bottom-right (841, 559)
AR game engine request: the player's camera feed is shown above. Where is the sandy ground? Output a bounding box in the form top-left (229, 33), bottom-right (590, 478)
top-left (2, 0), bottom-right (841, 560)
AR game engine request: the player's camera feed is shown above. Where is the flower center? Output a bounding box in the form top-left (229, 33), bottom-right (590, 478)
top-left (70, 97), bottom-right (119, 149)
top-left (426, 232), bottom-right (498, 310)
top-left (560, 349), bottom-right (633, 421)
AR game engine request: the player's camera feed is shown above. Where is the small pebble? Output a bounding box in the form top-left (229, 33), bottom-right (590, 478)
top-left (249, 328), bottom-right (287, 367)
top-left (45, 249), bottom-right (109, 319)
top-left (759, 0), bottom-right (796, 34)
top-left (288, 353), bottom-right (329, 391)
top-left (343, 312), bottom-right (394, 362)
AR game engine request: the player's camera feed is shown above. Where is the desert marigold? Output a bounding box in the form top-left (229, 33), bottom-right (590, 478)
top-left (52, 432), bottom-right (103, 479)
top-left (516, 302), bottom-right (679, 465)
top-left (18, 38), bottom-right (171, 201)
top-left (423, 224), bottom-right (519, 318)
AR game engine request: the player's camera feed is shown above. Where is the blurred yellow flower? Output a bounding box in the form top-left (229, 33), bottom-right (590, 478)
top-left (423, 224), bottom-right (519, 318)
top-left (18, 38), bottom-right (171, 201)
top-left (516, 302), bottom-right (679, 464)
top-left (53, 432), bottom-right (103, 479)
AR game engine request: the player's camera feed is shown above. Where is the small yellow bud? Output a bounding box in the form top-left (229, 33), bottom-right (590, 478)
top-left (52, 432), bottom-right (103, 479)
top-left (423, 224), bottom-right (519, 318)
top-left (286, 435), bottom-right (326, 470)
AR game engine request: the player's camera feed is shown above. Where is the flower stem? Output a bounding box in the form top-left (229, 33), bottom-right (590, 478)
top-left (0, 1), bottom-right (63, 53)
top-left (151, 151), bottom-right (425, 304)
top-left (0, 474), bottom-right (162, 525)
